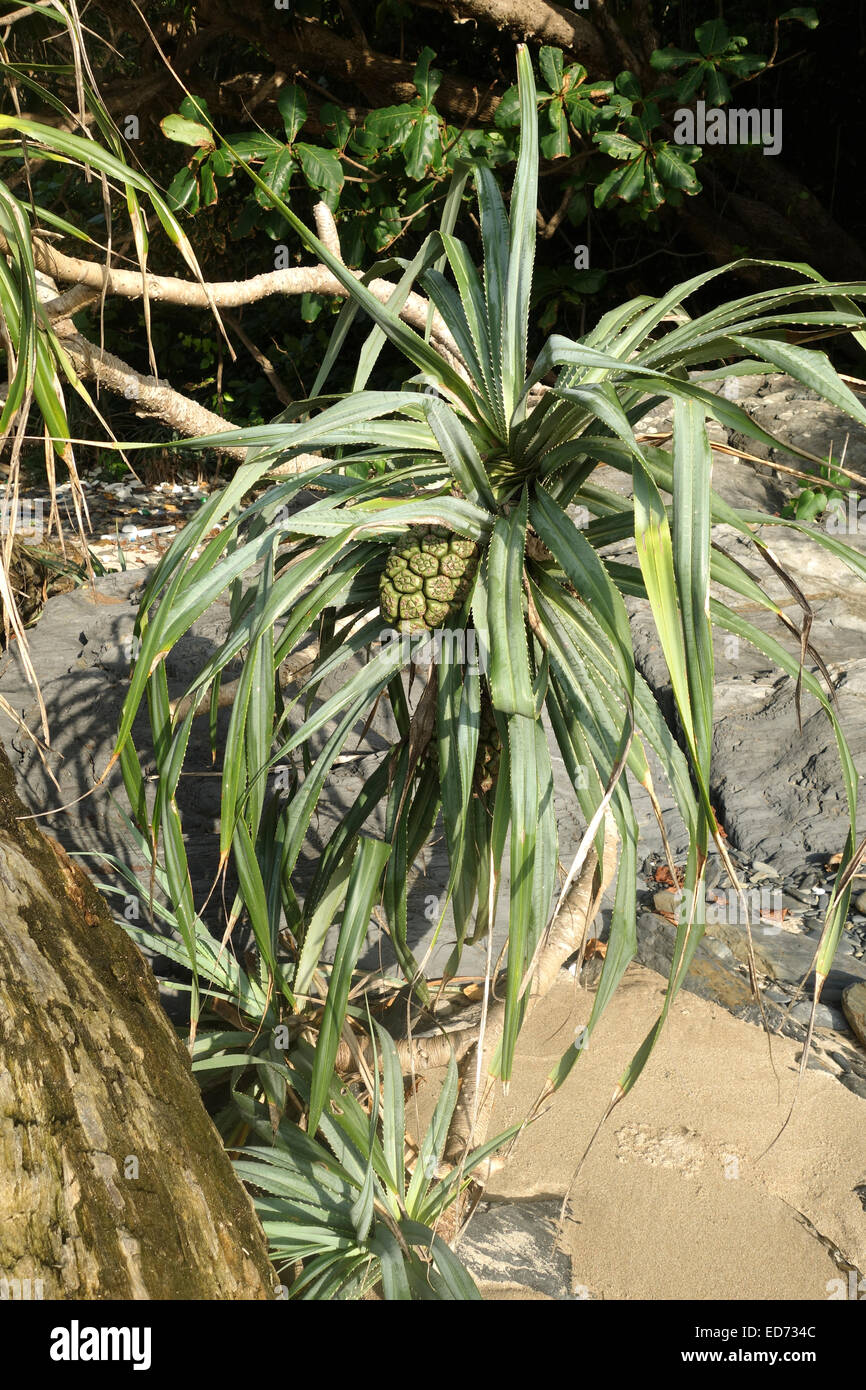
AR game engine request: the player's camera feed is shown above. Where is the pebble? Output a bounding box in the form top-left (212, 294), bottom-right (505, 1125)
top-left (855, 891), bottom-right (866, 915)
top-left (639, 850), bottom-right (866, 1080)
top-left (704, 859), bottom-right (722, 889)
top-left (1, 472), bottom-right (218, 569)
top-left (751, 860), bottom-right (780, 880)
top-left (829, 1051), bottom-right (852, 1073)
top-left (840, 1073), bottom-right (866, 1101)
top-left (782, 887), bottom-right (816, 907)
top-left (841, 981), bottom-right (866, 1049)
top-left (795, 870), bottom-right (820, 890)
top-left (652, 889), bottom-right (682, 915)
top-left (788, 1000), bottom-right (849, 1031)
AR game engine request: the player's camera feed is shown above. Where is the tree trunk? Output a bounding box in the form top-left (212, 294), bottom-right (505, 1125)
top-left (0, 745), bottom-right (276, 1300)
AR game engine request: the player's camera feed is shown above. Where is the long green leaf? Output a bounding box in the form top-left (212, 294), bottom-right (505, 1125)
top-left (308, 837), bottom-right (391, 1133)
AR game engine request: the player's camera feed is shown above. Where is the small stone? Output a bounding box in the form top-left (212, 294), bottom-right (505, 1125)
top-left (795, 870), bottom-right (820, 890)
top-left (840, 1072), bottom-right (866, 1102)
top-left (653, 889), bottom-right (683, 915)
top-left (782, 886), bottom-right (815, 907)
top-left (789, 1000), bottom-right (848, 1031)
top-left (829, 1051), bottom-right (852, 1073)
top-left (841, 981), bottom-right (866, 1049)
top-left (751, 860), bottom-right (780, 879)
top-left (855, 892), bottom-right (866, 916)
top-left (704, 859), bottom-right (722, 889)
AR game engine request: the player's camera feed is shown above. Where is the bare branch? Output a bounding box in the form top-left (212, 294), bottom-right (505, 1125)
top-left (403, 0), bottom-right (607, 70)
top-left (222, 313), bottom-right (292, 407)
top-left (6, 218), bottom-right (464, 367)
top-left (54, 331), bottom-right (246, 457)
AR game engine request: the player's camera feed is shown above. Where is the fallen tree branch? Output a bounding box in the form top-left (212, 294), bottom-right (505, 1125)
top-left (12, 204), bottom-right (548, 481)
top-left (54, 329), bottom-right (250, 460)
top-left (5, 206), bottom-right (463, 368)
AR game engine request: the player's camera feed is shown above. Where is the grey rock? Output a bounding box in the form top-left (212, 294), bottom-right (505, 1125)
top-left (733, 1001), bottom-right (799, 1037)
top-left (817, 965), bottom-right (866, 1008)
top-left (795, 1050), bottom-right (837, 1074)
top-left (782, 886), bottom-right (818, 907)
top-left (763, 986), bottom-right (791, 1004)
top-left (795, 870), bottom-right (820, 890)
top-left (701, 936), bottom-right (736, 965)
top-left (801, 913), bottom-right (825, 932)
top-left (455, 1199), bottom-right (573, 1299)
top-left (751, 860), bottom-right (780, 879)
top-left (707, 445), bottom-right (787, 513)
top-left (834, 937), bottom-right (858, 958)
top-left (830, 1051), bottom-right (853, 1073)
top-left (653, 889), bottom-right (683, 915)
top-left (842, 981), bottom-right (866, 1049)
top-left (840, 1073), bottom-right (866, 1102)
top-left (788, 1000), bottom-right (850, 1032)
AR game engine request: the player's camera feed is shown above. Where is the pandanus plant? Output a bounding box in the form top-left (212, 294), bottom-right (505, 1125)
top-left (101, 46), bottom-right (866, 1286)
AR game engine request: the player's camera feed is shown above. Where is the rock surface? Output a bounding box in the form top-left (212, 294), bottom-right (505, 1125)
top-left (455, 1199), bottom-right (573, 1299)
top-left (843, 982), bottom-right (866, 1049)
